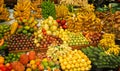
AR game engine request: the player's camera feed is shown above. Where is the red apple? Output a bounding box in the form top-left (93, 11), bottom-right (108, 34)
top-left (42, 28), bottom-right (47, 35)
top-left (56, 19), bottom-right (61, 23)
top-left (61, 20), bottom-right (66, 25)
top-left (0, 65), bottom-right (6, 71)
top-left (5, 63), bottom-right (12, 70)
top-left (62, 25), bottom-right (67, 29)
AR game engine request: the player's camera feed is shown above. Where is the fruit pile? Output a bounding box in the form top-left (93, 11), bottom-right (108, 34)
top-left (59, 50), bottom-right (92, 71)
top-left (0, 56), bottom-right (13, 71)
top-left (31, 0), bottom-right (42, 19)
top-left (0, 24), bottom-right (10, 39)
top-left (66, 4), bottom-right (102, 32)
top-left (96, 11), bottom-right (120, 39)
top-left (67, 32), bottom-right (89, 46)
top-left (14, 0), bottom-right (31, 19)
top-left (8, 51), bottom-right (61, 71)
top-left (81, 46), bottom-right (120, 68)
top-left (58, 28), bottom-right (70, 43)
top-left (0, 0), bottom-right (9, 22)
top-left (40, 16), bottom-right (59, 35)
top-left (55, 4), bottom-right (69, 19)
top-left (47, 44), bottom-right (72, 61)
top-left (99, 33), bottom-right (115, 48)
top-left (41, 0), bottom-right (56, 19)
top-left (34, 35), bottom-right (63, 48)
top-left (99, 33), bottom-right (120, 55)
top-left (15, 17), bottom-right (38, 36)
top-left (99, 12), bottom-right (114, 33)
top-left (83, 32), bottom-right (102, 44)
top-left (4, 53), bottom-right (21, 64)
top-left (6, 34), bottom-right (36, 51)
top-left (114, 11), bottom-right (120, 39)
top-left (56, 19), bottom-right (67, 29)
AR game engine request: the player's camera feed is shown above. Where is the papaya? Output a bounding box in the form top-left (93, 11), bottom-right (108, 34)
top-left (28, 51), bottom-right (36, 60)
top-left (0, 38), bottom-right (4, 46)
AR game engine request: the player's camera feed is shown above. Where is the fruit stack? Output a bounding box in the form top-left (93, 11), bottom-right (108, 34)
top-left (47, 44), bottom-right (72, 61)
top-left (67, 32), bottom-right (89, 46)
top-left (56, 19), bottom-right (67, 29)
top-left (11, 51), bottom-right (61, 71)
top-left (0, 0), bottom-right (9, 22)
top-left (83, 32), bottom-right (102, 44)
top-left (99, 33), bottom-right (120, 55)
top-left (81, 46), bottom-right (120, 68)
top-left (114, 11), bottom-right (120, 39)
top-left (0, 56), bottom-right (13, 71)
top-left (6, 34), bottom-right (36, 51)
top-left (59, 50), bottom-right (92, 71)
top-left (16, 17), bottom-right (38, 36)
top-left (34, 35), bottom-right (63, 48)
top-left (4, 53), bottom-right (21, 64)
top-left (0, 24), bottom-right (10, 39)
top-left (40, 16), bottom-right (59, 35)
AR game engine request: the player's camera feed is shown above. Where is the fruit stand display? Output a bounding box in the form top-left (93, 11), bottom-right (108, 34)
top-left (0, 0), bottom-right (120, 71)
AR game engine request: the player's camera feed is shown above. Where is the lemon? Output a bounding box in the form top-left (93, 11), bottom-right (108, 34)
top-left (30, 60), bottom-right (36, 65)
top-left (66, 64), bottom-right (71, 69)
top-left (63, 61), bottom-right (67, 65)
top-left (87, 60), bottom-right (91, 65)
top-left (75, 63), bottom-right (79, 68)
top-left (61, 65), bottom-right (66, 70)
top-left (26, 68), bottom-right (32, 71)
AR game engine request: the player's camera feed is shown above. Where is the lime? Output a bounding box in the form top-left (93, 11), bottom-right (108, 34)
top-left (22, 30), bottom-right (28, 34)
top-left (24, 26), bottom-right (30, 30)
top-left (3, 30), bottom-right (7, 33)
top-left (28, 33), bottom-right (31, 36)
top-left (29, 28), bottom-right (34, 32)
top-left (22, 19), bottom-right (28, 23)
top-left (17, 28), bottom-right (23, 33)
top-left (0, 25), bottom-right (3, 30)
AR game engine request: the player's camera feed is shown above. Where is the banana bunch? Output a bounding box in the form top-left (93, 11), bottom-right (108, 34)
top-left (105, 45), bottom-right (120, 55)
top-left (102, 33), bottom-right (115, 40)
top-left (66, 13), bottom-right (82, 32)
top-left (60, 0), bottom-right (88, 6)
top-left (99, 33), bottom-right (115, 49)
top-left (10, 22), bottom-right (18, 35)
top-left (99, 33), bottom-right (120, 55)
top-left (0, 0), bottom-right (4, 5)
top-left (14, 0), bottom-right (31, 20)
top-left (31, 0), bottom-right (42, 19)
top-left (55, 4), bottom-right (69, 18)
top-left (66, 4), bottom-right (102, 32)
top-left (0, 0), bottom-right (9, 21)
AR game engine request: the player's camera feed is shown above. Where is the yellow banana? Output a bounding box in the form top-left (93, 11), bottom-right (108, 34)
top-left (10, 22), bottom-right (18, 35)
